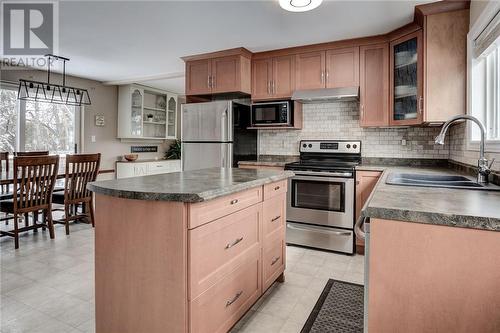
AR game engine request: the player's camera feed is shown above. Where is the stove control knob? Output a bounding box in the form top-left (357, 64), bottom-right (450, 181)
top-left (308, 144), bottom-right (312, 148)
top-left (353, 144), bottom-right (358, 149)
top-left (302, 144), bottom-right (307, 148)
top-left (346, 144), bottom-right (351, 149)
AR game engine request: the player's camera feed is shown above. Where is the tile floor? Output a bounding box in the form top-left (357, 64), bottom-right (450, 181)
top-left (1, 222), bottom-right (364, 333)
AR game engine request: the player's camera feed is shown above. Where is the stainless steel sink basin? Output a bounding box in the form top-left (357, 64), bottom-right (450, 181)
top-left (386, 173), bottom-right (500, 191)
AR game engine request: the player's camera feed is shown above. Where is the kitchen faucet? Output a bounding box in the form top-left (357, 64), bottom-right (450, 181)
top-left (435, 115), bottom-right (494, 184)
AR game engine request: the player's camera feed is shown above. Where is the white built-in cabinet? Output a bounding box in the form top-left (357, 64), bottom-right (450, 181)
top-left (118, 84), bottom-right (177, 140)
top-left (116, 160), bottom-right (181, 179)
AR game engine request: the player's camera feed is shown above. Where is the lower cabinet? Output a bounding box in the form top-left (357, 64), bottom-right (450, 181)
top-left (188, 181), bottom-right (287, 332)
top-left (115, 159), bottom-right (181, 179)
top-left (355, 170), bottom-right (382, 254)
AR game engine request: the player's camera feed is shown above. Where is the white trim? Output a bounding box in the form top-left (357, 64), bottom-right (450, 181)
top-left (466, 1), bottom-right (500, 153)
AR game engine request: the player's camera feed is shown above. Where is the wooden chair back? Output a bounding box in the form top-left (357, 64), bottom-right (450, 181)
top-left (15, 151), bottom-right (50, 156)
top-left (13, 155), bottom-right (59, 214)
top-left (0, 152), bottom-right (9, 194)
top-left (64, 153), bottom-right (101, 203)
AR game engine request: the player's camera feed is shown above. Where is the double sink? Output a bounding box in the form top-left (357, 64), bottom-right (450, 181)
top-left (386, 173), bottom-right (500, 191)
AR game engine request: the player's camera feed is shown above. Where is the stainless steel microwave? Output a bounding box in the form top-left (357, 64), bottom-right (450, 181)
top-left (250, 101), bottom-right (293, 127)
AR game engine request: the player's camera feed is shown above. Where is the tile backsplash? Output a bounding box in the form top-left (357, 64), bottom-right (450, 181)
top-left (259, 102), bottom-right (449, 158)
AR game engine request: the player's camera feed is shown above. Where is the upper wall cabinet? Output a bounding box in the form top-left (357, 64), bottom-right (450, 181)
top-left (389, 30), bottom-right (423, 126)
top-left (184, 48), bottom-right (251, 96)
top-left (360, 43), bottom-right (389, 127)
top-left (118, 84), bottom-right (177, 140)
top-left (295, 47), bottom-right (360, 91)
top-left (252, 55), bottom-right (295, 100)
top-left (422, 9), bottom-right (468, 123)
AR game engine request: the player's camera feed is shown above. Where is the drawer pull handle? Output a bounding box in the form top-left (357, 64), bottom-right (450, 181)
top-left (230, 199), bottom-right (239, 205)
top-left (226, 290), bottom-right (243, 307)
top-left (225, 237), bottom-right (243, 249)
top-left (271, 215), bottom-right (281, 222)
top-left (271, 256), bottom-right (281, 266)
top-left (274, 186), bottom-right (280, 191)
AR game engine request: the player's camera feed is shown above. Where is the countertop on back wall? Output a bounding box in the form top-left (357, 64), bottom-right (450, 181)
top-left (238, 155), bottom-right (299, 167)
top-left (358, 159), bottom-right (500, 232)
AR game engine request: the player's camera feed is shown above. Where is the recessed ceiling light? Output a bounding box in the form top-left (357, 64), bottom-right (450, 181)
top-left (279, 0), bottom-right (323, 12)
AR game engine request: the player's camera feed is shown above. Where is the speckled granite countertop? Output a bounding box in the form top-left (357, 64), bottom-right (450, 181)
top-left (88, 168), bottom-right (294, 203)
top-left (360, 166), bottom-right (500, 231)
top-left (238, 155), bottom-right (299, 167)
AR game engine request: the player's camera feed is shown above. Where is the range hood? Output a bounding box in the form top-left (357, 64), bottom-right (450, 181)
top-left (292, 86), bottom-right (359, 103)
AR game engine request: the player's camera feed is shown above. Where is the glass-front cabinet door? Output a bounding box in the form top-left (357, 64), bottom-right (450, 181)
top-left (130, 88), bottom-right (143, 137)
top-left (390, 30), bottom-right (423, 126)
top-left (167, 96), bottom-right (177, 139)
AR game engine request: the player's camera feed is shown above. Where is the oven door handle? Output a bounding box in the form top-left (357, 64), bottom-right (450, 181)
top-left (291, 171), bottom-right (353, 178)
top-left (287, 223), bottom-right (352, 236)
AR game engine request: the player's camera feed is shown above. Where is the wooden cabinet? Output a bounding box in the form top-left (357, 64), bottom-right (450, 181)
top-left (95, 180), bottom-right (288, 333)
top-left (355, 170), bottom-right (382, 253)
top-left (186, 59), bottom-right (212, 95)
top-left (295, 51), bottom-right (325, 90)
top-left (252, 55), bottom-right (295, 100)
top-left (184, 49), bottom-right (251, 96)
top-left (422, 9), bottom-right (468, 123)
top-left (389, 30), bottom-right (424, 126)
top-left (295, 47), bottom-right (359, 91)
top-left (325, 47), bottom-right (360, 88)
top-left (360, 44), bottom-right (390, 127)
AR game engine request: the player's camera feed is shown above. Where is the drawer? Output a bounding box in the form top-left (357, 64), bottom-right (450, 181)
top-left (189, 205), bottom-right (261, 299)
top-left (188, 186), bottom-right (263, 229)
top-left (189, 252), bottom-right (261, 333)
top-left (148, 162), bottom-right (169, 175)
top-left (263, 230), bottom-right (285, 291)
top-left (263, 194), bottom-right (286, 237)
top-left (264, 180), bottom-right (287, 200)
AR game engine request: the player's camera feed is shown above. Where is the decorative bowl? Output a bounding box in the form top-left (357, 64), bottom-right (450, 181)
top-left (124, 154), bottom-right (138, 162)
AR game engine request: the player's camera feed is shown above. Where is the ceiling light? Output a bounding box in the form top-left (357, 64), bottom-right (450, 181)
top-left (17, 54), bottom-right (91, 106)
top-left (279, 0), bottom-right (323, 12)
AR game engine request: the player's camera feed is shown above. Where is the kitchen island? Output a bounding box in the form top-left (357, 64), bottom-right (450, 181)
top-left (359, 166), bottom-right (500, 333)
top-left (88, 168), bottom-right (294, 333)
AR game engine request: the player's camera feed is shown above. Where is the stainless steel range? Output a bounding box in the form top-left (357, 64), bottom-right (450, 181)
top-left (284, 140), bottom-right (361, 254)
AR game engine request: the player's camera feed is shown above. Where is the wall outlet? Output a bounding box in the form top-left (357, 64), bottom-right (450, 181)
top-left (401, 139), bottom-right (407, 146)
top-left (91, 135), bottom-right (96, 143)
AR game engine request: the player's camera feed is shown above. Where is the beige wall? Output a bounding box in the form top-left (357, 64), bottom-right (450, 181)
top-left (1, 69), bottom-right (177, 173)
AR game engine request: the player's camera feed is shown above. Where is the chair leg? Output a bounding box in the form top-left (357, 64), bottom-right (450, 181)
top-left (14, 213), bottom-right (19, 249)
top-left (46, 209), bottom-right (55, 239)
top-left (33, 211), bottom-right (39, 233)
top-left (64, 204), bottom-right (70, 235)
top-left (42, 211), bottom-right (46, 231)
top-left (89, 200), bottom-right (95, 228)
top-left (24, 213), bottom-right (29, 227)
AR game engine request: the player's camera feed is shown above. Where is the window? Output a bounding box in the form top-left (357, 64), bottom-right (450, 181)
top-left (0, 83), bottom-right (80, 154)
top-left (469, 5), bottom-right (500, 151)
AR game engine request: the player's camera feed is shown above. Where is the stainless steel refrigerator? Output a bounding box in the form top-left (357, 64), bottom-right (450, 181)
top-left (181, 101), bottom-right (257, 171)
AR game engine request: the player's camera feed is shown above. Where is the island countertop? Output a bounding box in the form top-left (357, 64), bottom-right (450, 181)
top-left (360, 166), bottom-right (500, 231)
top-left (88, 167), bottom-right (294, 203)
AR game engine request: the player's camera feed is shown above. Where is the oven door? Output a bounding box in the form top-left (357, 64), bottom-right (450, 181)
top-left (287, 172), bottom-right (354, 229)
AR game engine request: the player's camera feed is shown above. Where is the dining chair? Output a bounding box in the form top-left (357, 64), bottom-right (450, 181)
top-left (0, 152), bottom-right (10, 195)
top-left (15, 151), bottom-right (49, 156)
top-left (0, 155), bottom-right (59, 249)
top-left (52, 153), bottom-right (101, 235)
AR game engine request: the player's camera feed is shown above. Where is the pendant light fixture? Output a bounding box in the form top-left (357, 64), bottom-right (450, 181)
top-left (279, 0), bottom-right (323, 12)
top-left (17, 54), bottom-right (91, 106)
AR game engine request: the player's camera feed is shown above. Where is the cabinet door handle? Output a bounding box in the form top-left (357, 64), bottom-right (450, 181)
top-left (230, 199), bottom-right (238, 205)
top-left (271, 215), bottom-right (281, 222)
top-left (212, 76), bottom-right (216, 89)
top-left (326, 70), bottom-right (329, 83)
top-left (418, 96), bottom-right (423, 115)
top-left (208, 76), bottom-right (211, 88)
top-left (226, 290), bottom-right (243, 307)
top-left (360, 104), bottom-right (364, 119)
top-left (271, 256), bottom-right (281, 266)
top-left (321, 71), bottom-right (324, 84)
top-left (225, 237), bottom-right (243, 249)
top-left (267, 81), bottom-right (271, 95)
top-left (274, 185), bottom-right (280, 191)
top-left (272, 80), bottom-right (275, 95)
